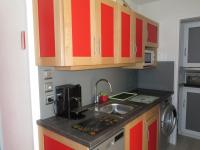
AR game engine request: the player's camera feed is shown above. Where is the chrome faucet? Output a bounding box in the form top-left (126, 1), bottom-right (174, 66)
top-left (94, 79), bottom-right (113, 104)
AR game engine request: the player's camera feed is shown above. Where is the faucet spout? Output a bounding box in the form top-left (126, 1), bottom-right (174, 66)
top-left (94, 79), bottom-right (112, 104)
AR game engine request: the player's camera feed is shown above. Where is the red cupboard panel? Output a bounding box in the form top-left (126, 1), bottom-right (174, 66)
top-left (130, 121), bottom-right (143, 150)
top-left (136, 18), bottom-right (143, 57)
top-left (38, 0), bottom-right (55, 57)
top-left (44, 135), bottom-right (74, 150)
top-left (101, 3), bottom-right (114, 57)
top-left (71, 0), bottom-right (91, 57)
top-left (147, 23), bottom-right (158, 44)
top-left (121, 12), bottom-right (131, 57)
top-left (148, 120), bottom-right (158, 150)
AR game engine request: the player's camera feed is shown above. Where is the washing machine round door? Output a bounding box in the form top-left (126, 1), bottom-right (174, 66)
top-left (161, 104), bottom-right (177, 136)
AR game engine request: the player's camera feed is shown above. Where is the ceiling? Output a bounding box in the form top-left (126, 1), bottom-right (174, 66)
top-left (132, 0), bottom-right (159, 5)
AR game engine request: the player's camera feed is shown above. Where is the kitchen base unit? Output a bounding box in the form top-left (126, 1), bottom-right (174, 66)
top-left (37, 89), bottom-right (173, 150)
top-left (124, 104), bottom-right (160, 150)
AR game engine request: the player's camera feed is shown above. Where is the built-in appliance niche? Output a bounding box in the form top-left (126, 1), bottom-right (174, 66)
top-left (179, 87), bottom-right (200, 139)
top-left (182, 21), bottom-right (200, 67)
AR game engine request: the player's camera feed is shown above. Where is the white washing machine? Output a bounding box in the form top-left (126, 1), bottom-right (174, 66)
top-left (160, 98), bottom-right (177, 150)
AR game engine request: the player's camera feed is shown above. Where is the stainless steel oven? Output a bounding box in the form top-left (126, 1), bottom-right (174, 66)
top-left (185, 72), bottom-right (200, 87)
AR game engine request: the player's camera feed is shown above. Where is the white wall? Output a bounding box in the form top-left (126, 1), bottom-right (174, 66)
top-left (125, 0), bottom-right (138, 10)
top-left (134, 0), bottom-right (200, 144)
top-left (0, 0), bottom-right (34, 149)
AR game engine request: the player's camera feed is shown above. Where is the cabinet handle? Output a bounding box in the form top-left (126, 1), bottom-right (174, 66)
top-left (184, 48), bottom-right (187, 56)
top-left (21, 31), bottom-right (26, 49)
top-left (135, 44), bottom-right (137, 53)
top-left (183, 99), bottom-right (186, 108)
top-left (94, 37), bottom-right (96, 56)
top-left (99, 38), bottom-right (101, 55)
top-left (145, 121), bottom-right (149, 141)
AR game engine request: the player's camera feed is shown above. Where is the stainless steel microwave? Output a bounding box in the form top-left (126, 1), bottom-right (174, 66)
top-left (144, 50), bottom-right (155, 66)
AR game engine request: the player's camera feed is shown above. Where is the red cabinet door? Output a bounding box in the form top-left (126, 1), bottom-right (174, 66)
top-left (121, 12), bottom-right (131, 58)
top-left (44, 135), bottom-right (74, 150)
top-left (71, 0), bottom-right (91, 57)
top-left (148, 119), bottom-right (158, 150)
top-left (130, 121), bottom-right (143, 150)
top-left (147, 23), bottom-right (158, 44)
top-left (101, 3), bottom-right (114, 58)
top-left (38, 0), bottom-right (55, 57)
top-left (136, 18), bottom-right (143, 58)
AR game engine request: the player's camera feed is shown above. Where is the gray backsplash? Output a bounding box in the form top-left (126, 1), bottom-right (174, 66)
top-left (39, 61), bottom-right (174, 119)
top-left (39, 67), bottom-right (137, 119)
top-left (137, 61), bottom-right (174, 91)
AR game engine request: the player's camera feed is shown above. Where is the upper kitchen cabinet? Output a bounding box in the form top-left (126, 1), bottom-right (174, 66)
top-left (116, 3), bottom-right (135, 64)
top-left (124, 13), bottom-right (158, 69)
top-left (135, 13), bottom-right (145, 63)
top-left (95, 0), bottom-right (117, 65)
top-left (33, 0), bottom-right (97, 67)
top-left (145, 18), bottom-right (159, 48)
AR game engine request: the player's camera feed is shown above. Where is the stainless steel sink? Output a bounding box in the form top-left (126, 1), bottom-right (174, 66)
top-left (98, 103), bottom-right (134, 115)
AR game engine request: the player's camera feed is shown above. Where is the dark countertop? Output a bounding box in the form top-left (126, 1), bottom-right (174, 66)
top-left (37, 89), bottom-right (173, 149)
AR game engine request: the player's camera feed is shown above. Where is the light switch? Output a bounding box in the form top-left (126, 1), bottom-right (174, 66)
top-left (43, 70), bottom-right (53, 80)
top-left (44, 82), bottom-right (53, 92)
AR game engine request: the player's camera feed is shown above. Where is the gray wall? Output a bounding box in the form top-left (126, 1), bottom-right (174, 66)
top-left (39, 67), bottom-right (137, 119)
top-left (137, 61), bottom-right (174, 91)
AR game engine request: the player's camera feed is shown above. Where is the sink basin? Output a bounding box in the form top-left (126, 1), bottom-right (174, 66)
top-left (98, 103), bottom-right (134, 115)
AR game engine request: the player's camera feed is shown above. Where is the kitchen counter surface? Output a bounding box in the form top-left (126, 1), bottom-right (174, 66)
top-left (37, 89), bottom-right (173, 149)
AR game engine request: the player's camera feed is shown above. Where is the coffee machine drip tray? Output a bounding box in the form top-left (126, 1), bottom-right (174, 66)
top-left (72, 115), bottom-right (120, 136)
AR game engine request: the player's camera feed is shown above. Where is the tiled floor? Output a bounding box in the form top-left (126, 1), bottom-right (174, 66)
top-left (165, 135), bottom-right (200, 150)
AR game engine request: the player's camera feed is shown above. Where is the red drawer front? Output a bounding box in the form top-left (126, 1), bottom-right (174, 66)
top-left (38, 0), bottom-right (55, 57)
top-left (121, 12), bottom-right (131, 57)
top-left (44, 135), bottom-right (74, 150)
top-left (136, 18), bottom-right (143, 57)
top-left (101, 3), bottom-right (114, 57)
top-left (148, 120), bottom-right (158, 150)
top-left (147, 23), bottom-right (158, 44)
top-left (72, 0), bottom-right (91, 57)
top-left (130, 121), bottom-right (143, 150)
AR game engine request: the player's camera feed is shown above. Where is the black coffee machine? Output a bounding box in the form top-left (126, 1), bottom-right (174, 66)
top-left (55, 84), bottom-right (84, 119)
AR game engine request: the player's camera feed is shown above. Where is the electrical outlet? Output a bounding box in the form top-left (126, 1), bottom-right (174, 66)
top-left (43, 70), bottom-right (53, 80)
top-left (44, 82), bottom-right (53, 92)
top-left (46, 94), bottom-right (55, 105)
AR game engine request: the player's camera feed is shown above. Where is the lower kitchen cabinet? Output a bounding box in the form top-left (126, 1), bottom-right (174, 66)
top-left (44, 135), bottom-right (73, 150)
top-left (124, 105), bottom-right (160, 150)
top-left (145, 105), bottom-right (160, 150)
top-left (124, 115), bottom-right (144, 150)
top-left (38, 126), bottom-right (89, 150)
top-left (146, 116), bottom-right (159, 150)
